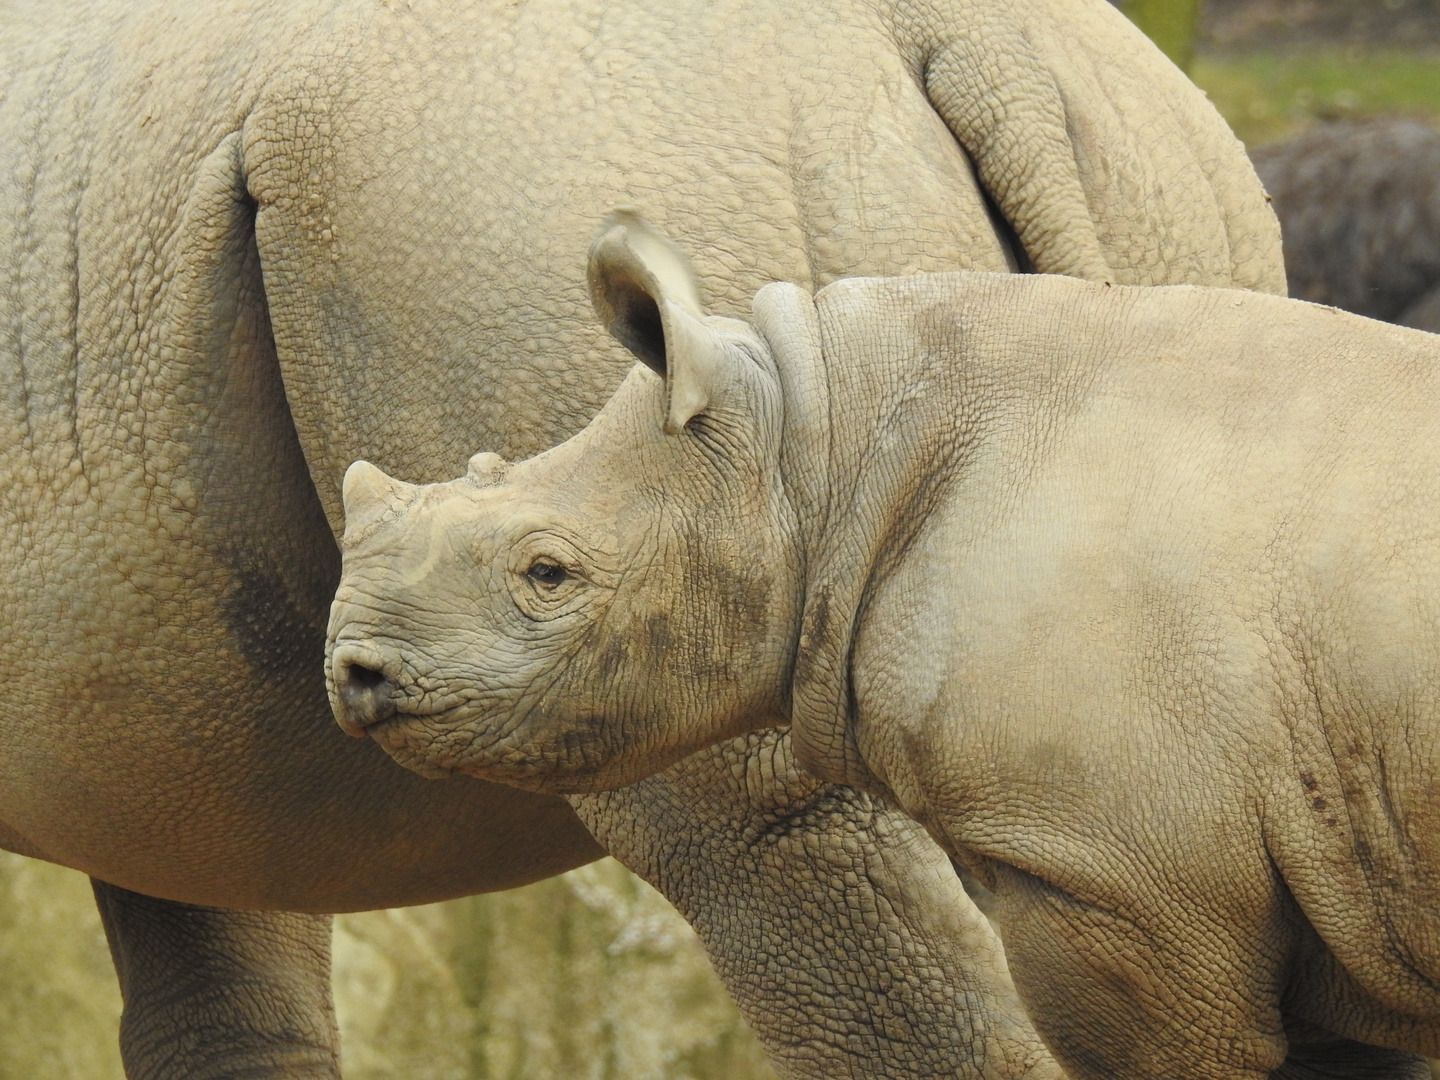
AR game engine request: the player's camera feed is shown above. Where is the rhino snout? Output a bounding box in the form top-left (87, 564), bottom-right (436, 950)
top-left (329, 645), bottom-right (400, 737)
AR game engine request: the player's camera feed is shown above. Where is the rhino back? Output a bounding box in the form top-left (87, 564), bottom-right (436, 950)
top-left (825, 276), bottom-right (1440, 1056)
top-left (246, 0), bottom-right (1277, 528)
top-left (241, 0), bottom-right (1022, 530)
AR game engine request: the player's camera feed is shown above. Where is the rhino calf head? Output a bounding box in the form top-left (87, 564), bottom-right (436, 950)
top-left (326, 214), bottom-right (803, 792)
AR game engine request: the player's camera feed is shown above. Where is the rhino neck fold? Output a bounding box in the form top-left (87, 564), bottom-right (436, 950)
top-left (756, 275), bottom-right (993, 792)
top-left (760, 270), bottom-right (1128, 793)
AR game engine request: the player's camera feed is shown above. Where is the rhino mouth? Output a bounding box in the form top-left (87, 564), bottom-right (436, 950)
top-left (329, 639), bottom-right (614, 788)
top-left (364, 714), bottom-right (466, 780)
top-left (366, 699), bottom-right (621, 794)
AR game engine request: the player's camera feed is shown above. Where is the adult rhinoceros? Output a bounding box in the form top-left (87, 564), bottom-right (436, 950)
top-left (1, 0), bottom-right (1281, 1075)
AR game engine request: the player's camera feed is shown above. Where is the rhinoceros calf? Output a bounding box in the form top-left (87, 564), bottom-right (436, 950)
top-left (328, 218), bottom-right (1440, 1080)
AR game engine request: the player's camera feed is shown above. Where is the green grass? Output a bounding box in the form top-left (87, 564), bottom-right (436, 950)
top-left (1192, 49), bottom-right (1440, 146)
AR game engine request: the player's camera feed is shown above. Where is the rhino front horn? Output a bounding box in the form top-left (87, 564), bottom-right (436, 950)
top-left (341, 460), bottom-right (416, 540)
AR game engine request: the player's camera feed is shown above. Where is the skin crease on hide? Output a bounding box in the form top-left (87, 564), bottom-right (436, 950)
top-left (6, 0), bottom-right (1282, 1075)
top-left (329, 220), bottom-right (1440, 1080)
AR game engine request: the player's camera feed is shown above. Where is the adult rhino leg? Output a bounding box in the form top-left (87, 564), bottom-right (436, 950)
top-left (91, 881), bottom-right (339, 1080)
top-left (572, 730), bottom-right (1063, 1080)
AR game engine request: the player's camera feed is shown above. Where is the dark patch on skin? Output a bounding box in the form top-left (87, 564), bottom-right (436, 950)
top-left (745, 783), bottom-right (867, 845)
top-left (646, 614), bottom-right (671, 657)
top-left (1355, 838), bottom-right (1375, 876)
top-left (168, 172), bottom-right (346, 691)
top-left (706, 558), bottom-right (774, 632)
top-left (1280, 1017), bottom-right (1434, 1079)
top-left (1301, 772), bottom-right (1319, 792)
top-left (651, 550), bottom-right (777, 683)
top-left (597, 639), bottom-right (628, 681)
top-left (805, 589), bottom-right (831, 646)
top-left (222, 564), bottom-right (329, 680)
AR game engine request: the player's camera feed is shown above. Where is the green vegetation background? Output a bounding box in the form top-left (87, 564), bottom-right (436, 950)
top-left (1197, 47), bottom-right (1440, 145)
top-left (1123, 0), bottom-right (1440, 147)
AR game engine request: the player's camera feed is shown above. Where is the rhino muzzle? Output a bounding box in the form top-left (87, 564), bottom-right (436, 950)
top-left (329, 644), bottom-right (401, 736)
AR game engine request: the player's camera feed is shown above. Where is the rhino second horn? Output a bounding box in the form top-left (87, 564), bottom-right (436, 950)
top-left (466, 451), bottom-right (510, 485)
top-left (341, 460), bottom-right (415, 536)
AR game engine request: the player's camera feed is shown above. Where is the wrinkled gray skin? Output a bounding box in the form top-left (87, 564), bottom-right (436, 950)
top-left (1253, 119), bottom-right (1440, 331)
top-left (5, 0), bottom-right (1282, 1075)
top-left (330, 220), bottom-right (1440, 1080)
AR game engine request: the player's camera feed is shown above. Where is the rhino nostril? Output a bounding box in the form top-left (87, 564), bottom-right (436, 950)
top-left (340, 661), bottom-right (397, 730)
top-left (346, 662), bottom-right (388, 691)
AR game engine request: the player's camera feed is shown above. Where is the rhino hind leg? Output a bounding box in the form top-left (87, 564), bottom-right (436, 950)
top-left (91, 881), bottom-right (339, 1080)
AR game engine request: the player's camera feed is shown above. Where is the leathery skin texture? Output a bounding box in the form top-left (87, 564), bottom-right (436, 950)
top-left (4, 0), bottom-right (1280, 1075)
top-left (572, 732), bottom-right (1056, 1080)
top-left (327, 252), bottom-right (1440, 1080)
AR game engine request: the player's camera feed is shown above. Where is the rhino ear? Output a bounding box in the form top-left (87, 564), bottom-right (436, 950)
top-left (587, 210), bottom-right (726, 434)
top-left (341, 460), bottom-right (415, 540)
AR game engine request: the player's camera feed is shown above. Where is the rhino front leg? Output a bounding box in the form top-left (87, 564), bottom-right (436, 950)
top-left (91, 881), bottom-right (340, 1080)
top-left (571, 729), bottom-right (1063, 1080)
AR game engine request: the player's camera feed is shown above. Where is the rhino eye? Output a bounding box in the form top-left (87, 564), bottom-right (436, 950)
top-left (525, 561), bottom-right (570, 588)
